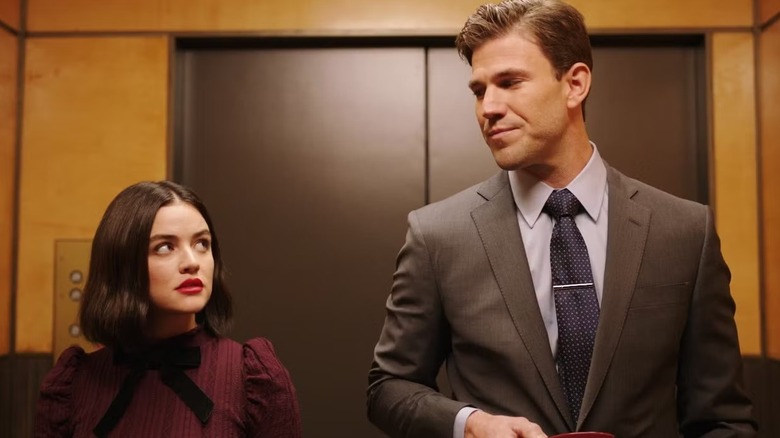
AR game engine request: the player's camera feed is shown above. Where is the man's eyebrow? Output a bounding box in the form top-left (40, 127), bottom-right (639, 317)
top-left (494, 68), bottom-right (531, 81)
top-left (468, 68), bottom-right (531, 90)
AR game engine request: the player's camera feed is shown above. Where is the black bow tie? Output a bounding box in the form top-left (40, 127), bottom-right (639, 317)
top-left (93, 346), bottom-right (214, 438)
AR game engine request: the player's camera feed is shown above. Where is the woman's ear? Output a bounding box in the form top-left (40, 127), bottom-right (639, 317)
top-left (565, 62), bottom-right (591, 109)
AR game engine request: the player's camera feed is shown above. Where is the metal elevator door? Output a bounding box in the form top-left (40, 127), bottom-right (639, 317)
top-left (178, 47), bottom-right (426, 437)
top-left (177, 39), bottom-right (704, 437)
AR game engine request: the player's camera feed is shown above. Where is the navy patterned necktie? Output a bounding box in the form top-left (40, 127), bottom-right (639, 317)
top-left (544, 189), bottom-right (600, 424)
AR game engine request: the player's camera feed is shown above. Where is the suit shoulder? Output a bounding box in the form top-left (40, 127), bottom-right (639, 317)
top-left (412, 171), bottom-right (507, 222)
top-left (613, 169), bottom-right (707, 214)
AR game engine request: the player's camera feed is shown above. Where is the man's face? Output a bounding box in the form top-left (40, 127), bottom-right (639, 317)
top-left (469, 31), bottom-right (572, 174)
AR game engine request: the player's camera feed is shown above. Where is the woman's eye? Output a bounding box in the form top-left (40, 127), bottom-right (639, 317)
top-left (155, 243), bottom-right (173, 254)
top-left (195, 240), bottom-right (211, 251)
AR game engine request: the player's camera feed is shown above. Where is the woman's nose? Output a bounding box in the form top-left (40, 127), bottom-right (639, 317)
top-left (179, 248), bottom-right (200, 273)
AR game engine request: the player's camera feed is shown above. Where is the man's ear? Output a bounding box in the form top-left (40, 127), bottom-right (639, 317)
top-left (565, 62), bottom-right (591, 109)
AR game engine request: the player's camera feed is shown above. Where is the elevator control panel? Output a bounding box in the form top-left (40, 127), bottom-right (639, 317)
top-left (54, 240), bottom-right (97, 361)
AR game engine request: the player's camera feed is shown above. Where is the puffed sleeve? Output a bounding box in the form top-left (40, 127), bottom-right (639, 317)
top-left (243, 338), bottom-right (302, 438)
top-left (34, 346), bottom-right (86, 438)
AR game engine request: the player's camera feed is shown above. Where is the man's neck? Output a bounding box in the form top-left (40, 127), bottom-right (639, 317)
top-left (525, 136), bottom-right (593, 188)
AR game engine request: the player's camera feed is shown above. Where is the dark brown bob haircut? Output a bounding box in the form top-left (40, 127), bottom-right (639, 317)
top-left (80, 181), bottom-right (232, 349)
top-left (455, 0), bottom-right (593, 80)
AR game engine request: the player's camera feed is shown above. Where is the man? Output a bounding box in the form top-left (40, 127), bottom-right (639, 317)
top-left (366, 0), bottom-right (757, 437)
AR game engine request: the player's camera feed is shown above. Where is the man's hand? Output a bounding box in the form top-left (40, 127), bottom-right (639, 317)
top-left (465, 410), bottom-right (548, 438)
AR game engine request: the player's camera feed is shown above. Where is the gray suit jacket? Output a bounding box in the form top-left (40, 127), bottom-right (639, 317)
top-left (367, 165), bottom-right (756, 437)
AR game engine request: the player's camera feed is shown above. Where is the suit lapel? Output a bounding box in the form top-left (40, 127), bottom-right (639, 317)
top-left (578, 166), bottom-right (651, 428)
top-left (471, 172), bottom-right (574, 430)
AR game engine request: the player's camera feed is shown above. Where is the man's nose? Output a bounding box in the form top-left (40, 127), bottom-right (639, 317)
top-left (480, 86), bottom-right (507, 120)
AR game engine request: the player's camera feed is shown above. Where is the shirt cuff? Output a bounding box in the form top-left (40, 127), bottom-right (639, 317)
top-left (453, 407), bottom-right (480, 438)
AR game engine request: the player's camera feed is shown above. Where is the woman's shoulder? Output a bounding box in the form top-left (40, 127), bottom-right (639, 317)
top-left (43, 346), bottom-right (92, 386)
top-left (241, 337), bottom-right (295, 379)
top-left (200, 335), bottom-right (287, 381)
top-left (40, 345), bottom-right (115, 392)
top-left (241, 337), bottom-right (279, 362)
top-left (241, 337), bottom-right (296, 392)
top-left (240, 338), bottom-right (302, 437)
top-left (35, 346), bottom-right (91, 435)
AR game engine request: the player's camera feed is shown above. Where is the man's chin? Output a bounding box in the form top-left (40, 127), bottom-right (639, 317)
top-left (492, 155), bottom-right (551, 181)
top-left (490, 150), bottom-right (527, 171)
top-left (495, 161), bottom-right (522, 171)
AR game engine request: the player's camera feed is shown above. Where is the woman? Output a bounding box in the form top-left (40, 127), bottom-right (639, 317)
top-left (35, 181), bottom-right (302, 437)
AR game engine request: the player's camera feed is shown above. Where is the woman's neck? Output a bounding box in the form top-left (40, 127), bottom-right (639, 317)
top-left (144, 312), bottom-right (198, 341)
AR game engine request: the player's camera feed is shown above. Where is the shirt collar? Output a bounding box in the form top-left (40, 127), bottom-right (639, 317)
top-left (508, 143), bottom-right (607, 228)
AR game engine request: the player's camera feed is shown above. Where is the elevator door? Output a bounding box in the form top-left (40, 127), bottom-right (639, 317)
top-left (178, 39), bottom-right (705, 437)
top-left (179, 48), bottom-right (425, 437)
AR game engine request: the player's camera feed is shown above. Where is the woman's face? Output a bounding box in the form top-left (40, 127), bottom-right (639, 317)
top-left (146, 201), bottom-right (214, 334)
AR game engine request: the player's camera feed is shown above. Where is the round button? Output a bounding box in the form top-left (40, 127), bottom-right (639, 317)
top-left (69, 288), bottom-right (82, 301)
top-left (69, 270), bottom-right (83, 284)
top-left (68, 324), bottom-right (81, 337)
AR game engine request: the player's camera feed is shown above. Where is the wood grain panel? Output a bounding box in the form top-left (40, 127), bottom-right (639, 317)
top-left (17, 37), bottom-right (168, 352)
top-left (760, 21), bottom-right (780, 360)
top-left (760, 0), bottom-right (780, 26)
top-left (26, 0), bottom-right (752, 33)
top-left (711, 33), bottom-right (761, 356)
top-left (570, 0), bottom-right (752, 29)
top-left (0, 0), bottom-right (20, 31)
top-left (0, 29), bottom-right (17, 356)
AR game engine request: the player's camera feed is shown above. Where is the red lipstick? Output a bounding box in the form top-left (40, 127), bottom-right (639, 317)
top-left (176, 278), bottom-right (204, 295)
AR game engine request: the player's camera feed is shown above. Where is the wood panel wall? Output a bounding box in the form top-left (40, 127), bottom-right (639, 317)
top-left (0, 0), bottom-right (20, 31)
top-left (0, 27), bottom-right (17, 357)
top-left (12, 0), bottom-right (763, 358)
top-left (760, 0), bottom-right (780, 25)
top-left (16, 37), bottom-right (168, 352)
top-left (760, 19), bottom-right (780, 360)
top-left (711, 32), bottom-right (761, 356)
top-left (25, 0), bottom-right (752, 32)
